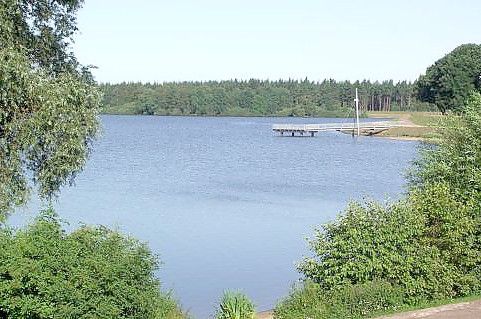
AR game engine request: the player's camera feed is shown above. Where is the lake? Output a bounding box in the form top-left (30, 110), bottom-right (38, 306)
top-left (13, 115), bottom-right (419, 318)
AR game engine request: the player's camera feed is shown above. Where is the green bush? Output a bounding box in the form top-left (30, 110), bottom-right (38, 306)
top-left (407, 93), bottom-right (481, 297)
top-left (275, 281), bottom-right (329, 319)
top-left (330, 280), bottom-right (404, 317)
top-left (298, 201), bottom-right (425, 293)
top-left (411, 196), bottom-right (481, 292)
top-left (0, 210), bottom-right (184, 319)
top-left (275, 280), bottom-right (404, 319)
top-left (410, 93), bottom-right (481, 201)
top-left (215, 291), bottom-right (255, 319)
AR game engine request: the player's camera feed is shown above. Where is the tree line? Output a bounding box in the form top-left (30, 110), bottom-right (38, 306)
top-left (100, 79), bottom-right (435, 117)
top-left (102, 43), bottom-right (481, 117)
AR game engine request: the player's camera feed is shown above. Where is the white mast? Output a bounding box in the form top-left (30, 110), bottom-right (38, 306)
top-left (354, 88), bottom-right (360, 136)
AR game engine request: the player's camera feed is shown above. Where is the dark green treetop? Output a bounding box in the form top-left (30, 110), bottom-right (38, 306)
top-left (416, 43), bottom-right (481, 114)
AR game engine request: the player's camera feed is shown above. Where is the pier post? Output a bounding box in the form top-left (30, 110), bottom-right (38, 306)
top-left (355, 88), bottom-right (360, 137)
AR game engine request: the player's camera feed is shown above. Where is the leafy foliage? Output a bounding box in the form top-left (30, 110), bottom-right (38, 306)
top-left (0, 0), bottom-right (86, 75)
top-left (101, 79), bottom-right (434, 117)
top-left (0, 0), bottom-right (102, 218)
top-left (408, 93), bottom-right (481, 296)
top-left (299, 201), bottom-right (425, 292)
top-left (416, 44), bottom-right (481, 114)
top-left (0, 48), bottom-right (101, 217)
top-left (297, 199), bottom-right (464, 302)
top-left (215, 291), bottom-right (255, 319)
top-left (410, 93), bottom-right (481, 200)
top-left (0, 210), bottom-right (184, 319)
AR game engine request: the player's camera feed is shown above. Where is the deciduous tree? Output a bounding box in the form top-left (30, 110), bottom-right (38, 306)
top-left (0, 0), bottom-right (101, 218)
top-left (416, 44), bottom-right (481, 113)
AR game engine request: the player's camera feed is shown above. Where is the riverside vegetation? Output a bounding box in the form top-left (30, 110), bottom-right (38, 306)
top-left (2, 1), bottom-right (481, 319)
top-left (274, 92), bottom-right (481, 319)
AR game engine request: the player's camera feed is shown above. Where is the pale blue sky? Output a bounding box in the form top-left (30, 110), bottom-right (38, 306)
top-left (73, 0), bottom-right (481, 83)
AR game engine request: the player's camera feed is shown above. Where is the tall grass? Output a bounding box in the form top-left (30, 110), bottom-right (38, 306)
top-left (215, 291), bottom-right (255, 319)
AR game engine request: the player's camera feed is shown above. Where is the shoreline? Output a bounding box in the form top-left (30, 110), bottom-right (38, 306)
top-left (100, 112), bottom-right (357, 119)
top-left (375, 135), bottom-right (425, 141)
top-left (100, 111), bottom-right (438, 141)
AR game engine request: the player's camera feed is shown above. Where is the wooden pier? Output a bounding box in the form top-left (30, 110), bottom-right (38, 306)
top-left (273, 89), bottom-right (399, 137)
top-left (272, 121), bottom-right (396, 137)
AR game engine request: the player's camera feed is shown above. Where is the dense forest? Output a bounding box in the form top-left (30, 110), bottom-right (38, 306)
top-left (101, 79), bottom-right (435, 117)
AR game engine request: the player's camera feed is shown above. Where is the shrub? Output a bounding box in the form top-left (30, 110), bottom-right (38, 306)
top-left (298, 201), bottom-right (426, 293)
top-left (408, 93), bottom-right (481, 297)
top-left (0, 210), bottom-right (184, 319)
top-left (215, 291), bottom-right (255, 319)
top-left (330, 280), bottom-right (404, 317)
top-left (274, 281), bottom-right (329, 319)
top-left (410, 93), bottom-right (481, 202)
top-left (275, 279), bottom-right (404, 319)
top-left (297, 188), bottom-right (480, 304)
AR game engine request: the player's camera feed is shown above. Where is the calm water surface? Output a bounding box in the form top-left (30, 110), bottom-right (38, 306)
top-left (14, 115), bottom-right (418, 318)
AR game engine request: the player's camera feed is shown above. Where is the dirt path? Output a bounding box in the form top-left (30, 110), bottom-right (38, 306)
top-left (256, 310), bottom-right (274, 319)
top-left (256, 299), bottom-right (481, 319)
top-left (376, 299), bottom-right (481, 319)
top-left (367, 111), bottom-right (437, 140)
top-left (368, 112), bottom-right (422, 127)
